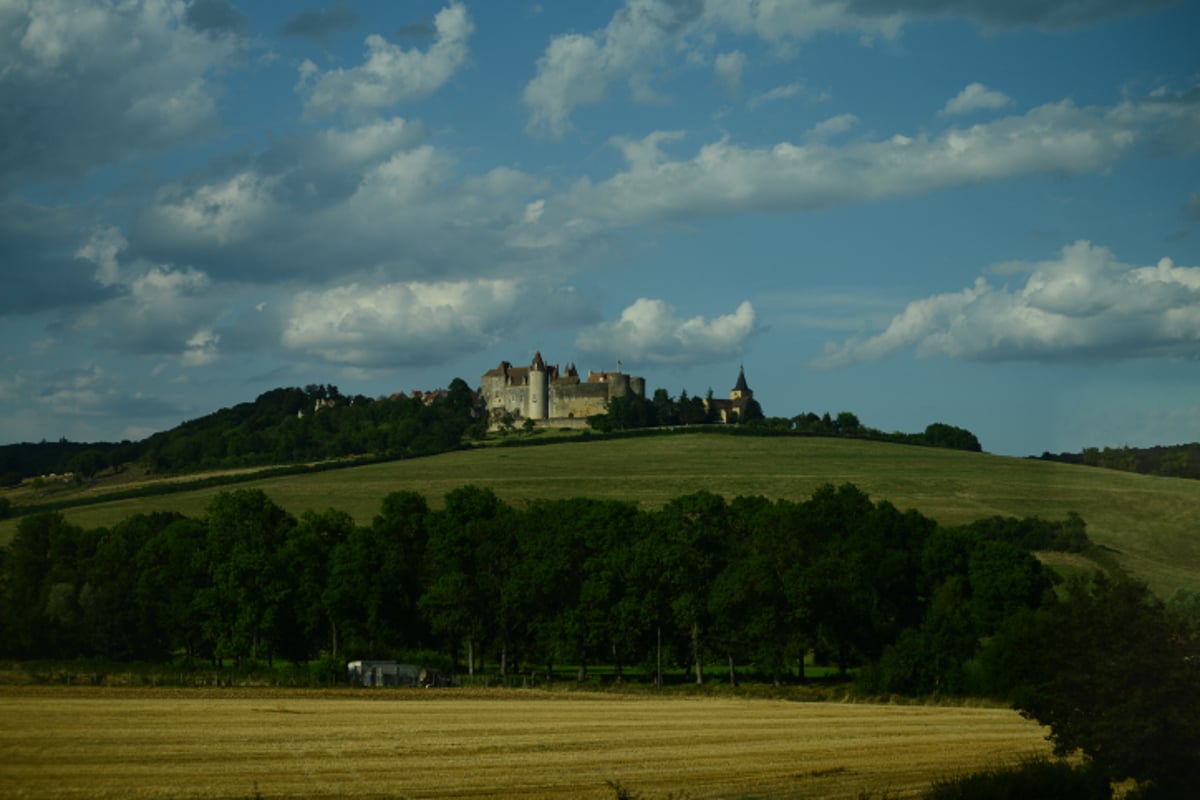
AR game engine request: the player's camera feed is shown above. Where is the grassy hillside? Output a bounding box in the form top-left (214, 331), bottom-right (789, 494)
top-left (3, 433), bottom-right (1198, 596)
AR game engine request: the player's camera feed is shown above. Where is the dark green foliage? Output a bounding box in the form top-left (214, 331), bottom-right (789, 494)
top-left (965, 513), bottom-right (1090, 552)
top-left (926, 758), bottom-right (1111, 800)
top-left (989, 576), bottom-right (1200, 797)
top-left (1040, 442), bottom-right (1200, 481)
top-left (0, 482), bottom-right (1083, 705)
top-left (0, 381), bottom-right (480, 484)
top-left (918, 423), bottom-right (982, 452)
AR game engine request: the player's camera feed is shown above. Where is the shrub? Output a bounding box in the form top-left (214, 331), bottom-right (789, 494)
top-left (926, 758), bottom-right (1110, 800)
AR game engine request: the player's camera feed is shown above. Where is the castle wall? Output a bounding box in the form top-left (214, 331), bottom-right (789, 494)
top-left (548, 383), bottom-right (610, 420)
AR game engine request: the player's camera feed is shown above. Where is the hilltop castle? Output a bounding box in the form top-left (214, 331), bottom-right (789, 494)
top-left (481, 352), bottom-right (645, 425)
top-left (481, 354), bottom-right (755, 427)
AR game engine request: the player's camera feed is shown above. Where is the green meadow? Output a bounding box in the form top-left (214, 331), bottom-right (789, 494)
top-left (4, 433), bottom-right (1199, 596)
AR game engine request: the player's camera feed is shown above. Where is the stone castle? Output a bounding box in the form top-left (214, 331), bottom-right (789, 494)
top-left (481, 353), bottom-right (755, 426)
top-left (482, 352), bottom-right (645, 425)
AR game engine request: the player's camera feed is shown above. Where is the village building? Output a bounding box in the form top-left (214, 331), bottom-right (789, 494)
top-left (703, 365), bottom-right (755, 423)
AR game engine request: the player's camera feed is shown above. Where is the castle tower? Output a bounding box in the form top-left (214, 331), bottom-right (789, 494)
top-left (528, 351), bottom-right (549, 421)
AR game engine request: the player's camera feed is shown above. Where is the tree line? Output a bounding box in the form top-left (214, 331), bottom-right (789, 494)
top-left (1040, 443), bottom-right (1200, 480)
top-left (593, 395), bottom-right (981, 452)
top-left (2, 483), bottom-right (1077, 686)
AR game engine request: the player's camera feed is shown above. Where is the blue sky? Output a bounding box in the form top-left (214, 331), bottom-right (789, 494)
top-left (2, 0), bottom-right (1199, 456)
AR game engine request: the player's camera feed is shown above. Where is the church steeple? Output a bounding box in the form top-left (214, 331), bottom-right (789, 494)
top-left (730, 364), bottom-right (751, 401)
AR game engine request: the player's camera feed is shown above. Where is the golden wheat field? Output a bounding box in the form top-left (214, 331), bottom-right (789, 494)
top-left (0, 687), bottom-right (1055, 800)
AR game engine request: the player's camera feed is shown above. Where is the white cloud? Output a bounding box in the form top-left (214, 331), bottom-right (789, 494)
top-left (301, 3), bottom-right (472, 116)
top-left (939, 82), bottom-right (1012, 116)
top-left (807, 113), bottom-right (859, 139)
top-left (74, 226), bottom-right (127, 287)
top-left (522, 0), bottom-right (900, 136)
top-left (147, 172), bottom-right (280, 248)
top-left (560, 100), bottom-right (1138, 227)
top-left (0, 0), bottom-right (236, 189)
top-left (314, 117), bottom-right (428, 169)
top-left (577, 298), bottom-right (757, 365)
top-left (817, 241), bottom-right (1200, 366)
top-left (748, 82), bottom-right (809, 109)
top-left (281, 279), bottom-right (526, 366)
top-left (521, 1), bottom-right (1173, 137)
top-left (130, 114), bottom-right (565, 286)
top-left (181, 329), bottom-right (221, 367)
top-left (522, 5), bottom-right (662, 138)
top-left (64, 263), bottom-right (228, 362)
top-left (714, 50), bottom-right (746, 91)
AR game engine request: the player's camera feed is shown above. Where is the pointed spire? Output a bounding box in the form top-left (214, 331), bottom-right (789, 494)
top-left (531, 351), bottom-right (546, 371)
top-left (732, 364), bottom-right (750, 393)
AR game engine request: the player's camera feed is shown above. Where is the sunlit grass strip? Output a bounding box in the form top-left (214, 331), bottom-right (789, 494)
top-left (0, 687), bottom-right (1054, 799)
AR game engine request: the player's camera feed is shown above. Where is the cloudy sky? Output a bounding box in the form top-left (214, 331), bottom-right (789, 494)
top-left (2, 0), bottom-right (1199, 456)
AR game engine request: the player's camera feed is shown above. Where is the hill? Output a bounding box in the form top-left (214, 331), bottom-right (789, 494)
top-left (3, 432), bottom-right (1197, 597)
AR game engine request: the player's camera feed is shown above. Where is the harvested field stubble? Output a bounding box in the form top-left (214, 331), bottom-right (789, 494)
top-left (0, 687), bottom-right (1053, 799)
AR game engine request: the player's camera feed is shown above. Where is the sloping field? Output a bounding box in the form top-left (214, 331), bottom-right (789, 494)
top-left (0, 687), bottom-right (1053, 800)
top-left (4, 435), bottom-right (1199, 594)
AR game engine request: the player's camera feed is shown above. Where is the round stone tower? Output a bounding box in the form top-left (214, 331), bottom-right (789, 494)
top-left (528, 351), bottom-right (549, 420)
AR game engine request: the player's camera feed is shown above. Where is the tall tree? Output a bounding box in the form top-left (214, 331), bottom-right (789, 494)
top-left (200, 490), bottom-right (296, 665)
top-left (994, 576), bottom-right (1200, 797)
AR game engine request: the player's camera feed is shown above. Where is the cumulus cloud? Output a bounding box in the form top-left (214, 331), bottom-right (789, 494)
top-left (0, 0), bottom-right (236, 189)
top-left (563, 100), bottom-right (1137, 227)
top-left (300, 3), bottom-right (473, 116)
top-left (146, 172), bottom-right (281, 249)
top-left (817, 241), bottom-right (1200, 366)
top-left (939, 82), bottom-right (1012, 116)
top-left (64, 257), bottom-right (230, 365)
top-left (129, 116), bottom-right (564, 286)
top-left (522, 1), bottom-right (1173, 136)
top-left (577, 298), bottom-right (757, 365)
top-left (282, 279), bottom-right (524, 367)
top-left (523, 0), bottom-right (709, 137)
